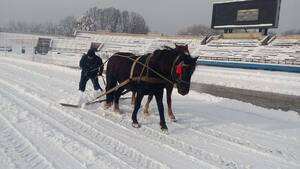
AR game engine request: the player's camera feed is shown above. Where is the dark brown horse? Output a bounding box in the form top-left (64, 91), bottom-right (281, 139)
top-left (104, 45), bottom-right (197, 131)
top-left (135, 45), bottom-right (191, 122)
top-left (140, 82), bottom-right (175, 120)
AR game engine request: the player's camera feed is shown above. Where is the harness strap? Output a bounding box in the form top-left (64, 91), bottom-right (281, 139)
top-left (131, 76), bottom-right (164, 84)
top-left (144, 53), bottom-right (153, 77)
top-left (114, 54), bottom-right (174, 85)
top-left (170, 55), bottom-right (192, 85)
top-left (86, 78), bottom-right (131, 105)
top-left (86, 75), bottom-right (165, 105)
top-left (86, 53), bottom-right (175, 105)
top-left (130, 56), bottom-right (143, 79)
top-left (171, 55), bottom-right (181, 81)
top-left (129, 54), bottom-right (153, 82)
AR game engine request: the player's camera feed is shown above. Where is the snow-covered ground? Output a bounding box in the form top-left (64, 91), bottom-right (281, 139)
top-left (193, 65), bottom-right (300, 96)
top-left (0, 54), bottom-right (300, 169)
top-left (2, 51), bottom-right (300, 96)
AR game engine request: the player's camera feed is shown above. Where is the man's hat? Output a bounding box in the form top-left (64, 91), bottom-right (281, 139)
top-left (87, 48), bottom-right (96, 56)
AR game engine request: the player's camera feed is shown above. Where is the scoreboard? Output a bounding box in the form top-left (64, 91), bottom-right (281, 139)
top-left (211, 0), bottom-right (281, 29)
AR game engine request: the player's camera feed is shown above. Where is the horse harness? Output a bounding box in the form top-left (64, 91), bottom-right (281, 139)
top-left (171, 55), bottom-right (193, 85)
top-left (87, 52), bottom-right (191, 104)
top-left (129, 54), bottom-right (166, 84)
top-left (129, 53), bottom-right (192, 85)
top-left (116, 53), bottom-right (174, 84)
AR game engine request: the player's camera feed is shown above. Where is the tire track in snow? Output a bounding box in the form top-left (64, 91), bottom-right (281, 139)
top-left (57, 106), bottom-right (226, 169)
top-left (201, 123), bottom-right (299, 160)
top-left (1, 58), bottom-right (295, 169)
top-left (193, 127), bottom-right (298, 164)
top-left (86, 107), bottom-right (248, 169)
top-left (228, 123), bottom-right (298, 144)
top-left (0, 78), bottom-right (173, 169)
top-left (177, 114), bottom-right (299, 163)
top-left (3, 59), bottom-right (299, 144)
top-left (0, 94), bottom-right (132, 169)
top-left (0, 112), bottom-right (55, 169)
top-left (0, 62), bottom-right (244, 168)
top-left (1, 58), bottom-right (299, 168)
top-left (0, 59), bottom-right (221, 169)
top-left (115, 104), bottom-right (300, 169)
top-left (0, 65), bottom-right (231, 168)
top-left (145, 112), bottom-right (300, 168)
top-left (0, 63), bottom-right (74, 98)
top-left (0, 62), bottom-right (77, 89)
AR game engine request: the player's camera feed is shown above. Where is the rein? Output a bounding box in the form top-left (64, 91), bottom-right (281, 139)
top-left (86, 52), bottom-right (191, 105)
top-left (86, 53), bottom-right (173, 104)
top-left (114, 54), bottom-right (174, 85)
top-left (171, 55), bottom-right (192, 85)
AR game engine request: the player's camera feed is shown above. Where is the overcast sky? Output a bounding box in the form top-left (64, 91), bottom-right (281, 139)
top-left (0, 0), bottom-right (299, 34)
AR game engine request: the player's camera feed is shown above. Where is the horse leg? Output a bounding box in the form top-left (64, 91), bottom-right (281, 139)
top-left (143, 95), bottom-right (153, 115)
top-left (154, 91), bottom-right (168, 131)
top-left (132, 91), bottom-right (144, 128)
top-left (104, 75), bottom-right (116, 109)
top-left (113, 88), bottom-right (124, 113)
top-left (166, 86), bottom-right (176, 122)
top-left (131, 91), bottom-right (136, 105)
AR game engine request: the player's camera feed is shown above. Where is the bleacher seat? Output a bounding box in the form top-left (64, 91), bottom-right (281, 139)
top-left (2, 31), bottom-right (300, 66)
top-left (51, 38), bottom-right (90, 53)
top-left (270, 38), bottom-right (300, 47)
top-left (208, 39), bottom-right (260, 47)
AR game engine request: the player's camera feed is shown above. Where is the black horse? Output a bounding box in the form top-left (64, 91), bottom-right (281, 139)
top-left (104, 45), bottom-right (197, 131)
top-left (136, 45), bottom-right (191, 122)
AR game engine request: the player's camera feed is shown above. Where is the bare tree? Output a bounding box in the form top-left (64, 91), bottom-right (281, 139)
top-left (77, 7), bottom-right (149, 34)
top-left (2, 7), bottom-right (149, 35)
top-left (76, 15), bottom-right (96, 31)
top-left (100, 8), bottom-right (121, 32)
top-left (120, 11), bottom-right (130, 33)
top-left (128, 12), bottom-right (149, 34)
top-left (59, 16), bottom-right (77, 36)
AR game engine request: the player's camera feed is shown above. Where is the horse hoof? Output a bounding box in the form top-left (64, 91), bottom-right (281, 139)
top-left (161, 128), bottom-right (169, 134)
top-left (103, 102), bottom-right (112, 110)
top-left (160, 123), bottom-right (168, 131)
top-left (132, 122), bottom-right (141, 128)
top-left (113, 110), bottom-right (123, 116)
top-left (143, 111), bottom-right (151, 116)
top-left (170, 117), bottom-right (177, 122)
top-left (113, 108), bottom-right (122, 114)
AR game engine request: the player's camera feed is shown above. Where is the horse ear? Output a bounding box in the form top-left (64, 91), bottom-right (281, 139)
top-left (183, 44), bottom-right (189, 53)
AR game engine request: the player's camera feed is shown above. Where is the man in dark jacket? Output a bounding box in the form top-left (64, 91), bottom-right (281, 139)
top-left (79, 48), bottom-right (103, 93)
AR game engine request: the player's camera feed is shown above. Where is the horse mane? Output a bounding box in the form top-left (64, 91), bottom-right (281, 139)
top-left (162, 45), bottom-right (174, 51)
top-left (115, 52), bottom-right (139, 59)
top-left (160, 45), bottom-right (190, 59)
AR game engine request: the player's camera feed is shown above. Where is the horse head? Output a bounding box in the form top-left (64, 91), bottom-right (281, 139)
top-left (173, 44), bottom-right (198, 95)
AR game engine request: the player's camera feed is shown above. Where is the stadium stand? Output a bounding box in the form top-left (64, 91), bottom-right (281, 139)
top-left (35, 38), bottom-right (52, 54)
top-left (270, 36), bottom-right (300, 47)
top-left (51, 38), bottom-right (90, 53)
top-left (0, 32), bottom-right (39, 53)
top-left (207, 38), bottom-right (260, 47)
top-left (1, 31), bottom-right (299, 69)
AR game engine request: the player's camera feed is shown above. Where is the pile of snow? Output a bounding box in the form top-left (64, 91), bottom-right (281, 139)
top-left (193, 65), bottom-right (300, 96)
